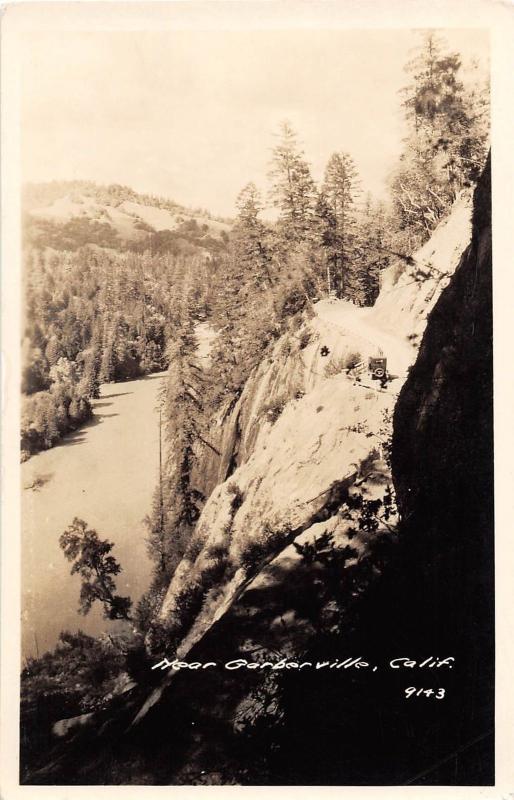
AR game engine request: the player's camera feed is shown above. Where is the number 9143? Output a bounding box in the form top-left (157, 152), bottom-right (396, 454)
top-left (405, 687), bottom-right (445, 699)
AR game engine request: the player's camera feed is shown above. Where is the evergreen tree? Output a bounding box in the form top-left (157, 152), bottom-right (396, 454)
top-left (99, 320), bottom-right (116, 383)
top-left (269, 121), bottom-right (316, 244)
top-left (59, 518), bottom-right (132, 620)
top-left (45, 335), bottom-right (63, 367)
top-left (157, 309), bottom-right (205, 577)
top-left (36, 394), bottom-right (60, 448)
top-left (391, 31), bottom-right (489, 243)
top-left (208, 242), bottom-right (282, 408)
top-left (319, 152), bottom-right (360, 300)
top-left (233, 183), bottom-right (273, 288)
top-left (79, 322), bottom-right (102, 398)
top-left (314, 190), bottom-right (337, 294)
top-left (355, 195), bottom-right (390, 306)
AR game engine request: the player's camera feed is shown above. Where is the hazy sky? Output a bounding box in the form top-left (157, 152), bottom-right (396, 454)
top-left (21, 28), bottom-right (488, 217)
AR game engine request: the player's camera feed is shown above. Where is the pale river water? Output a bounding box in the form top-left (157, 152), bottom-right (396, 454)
top-left (21, 373), bottom-right (164, 659)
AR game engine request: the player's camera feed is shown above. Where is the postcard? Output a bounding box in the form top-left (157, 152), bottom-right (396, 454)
top-left (1, 1), bottom-right (513, 796)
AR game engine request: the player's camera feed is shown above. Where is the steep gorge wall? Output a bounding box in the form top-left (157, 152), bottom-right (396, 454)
top-left (389, 153), bottom-right (494, 782)
top-left (373, 193), bottom-right (472, 343)
top-left (126, 164), bottom-right (492, 783)
top-left (392, 160), bottom-right (492, 525)
top-left (192, 310), bottom-right (378, 499)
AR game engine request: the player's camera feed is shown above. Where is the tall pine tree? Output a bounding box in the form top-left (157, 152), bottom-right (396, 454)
top-left (153, 301), bottom-right (206, 578)
top-left (391, 31), bottom-right (489, 244)
top-left (233, 183), bottom-right (273, 288)
top-left (318, 152), bottom-right (360, 301)
top-left (269, 121), bottom-right (316, 245)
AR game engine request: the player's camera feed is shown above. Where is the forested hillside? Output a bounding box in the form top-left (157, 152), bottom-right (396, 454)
top-left (21, 180), bottom-right (227, 458)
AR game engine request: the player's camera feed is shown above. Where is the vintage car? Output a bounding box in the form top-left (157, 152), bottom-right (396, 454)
top-left (368, 356), bottom-right (387, 380)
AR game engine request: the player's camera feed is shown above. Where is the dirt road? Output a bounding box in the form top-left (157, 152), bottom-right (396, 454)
top-left (315, 298), bottom-right (416, 383)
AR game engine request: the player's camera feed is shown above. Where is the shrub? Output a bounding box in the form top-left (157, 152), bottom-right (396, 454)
top-left (206, 542), bottom-right (229, 561)
top-left (185, 537), bottom-right (204, 562)
top-left (134, 585), bottom-right (166, 634)
top-left (201, 556), bottom-right (228, 592)
top-left (324, 356), bottom-right (346, 377)
top-left (145, 578), bottom-right (207, 656)
top-left (279, 338), bottom-right (293, 358)
top-left (171, 581), bottom-right (205, 632)
top-left (239, 523), bottom-right (286, 572)
top-left (21, 630), bottom-right (126, 719)
top-left (261, 395), bottom-right (288, 424)
top-left (226, 482), bottom-right (244, 510)
top-left (279, 284), bottom-right (307, 319)
top-left (345, 351), bottom-right (362, 370)
top-left (298, 330), bottom-right (312, 349)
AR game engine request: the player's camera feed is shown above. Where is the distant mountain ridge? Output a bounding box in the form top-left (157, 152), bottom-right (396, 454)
top-left (23, 180), bottom-right (232, 255)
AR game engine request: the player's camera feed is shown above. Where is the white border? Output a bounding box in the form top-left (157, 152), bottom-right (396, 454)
top-left (2, 2), bottom-right (513, 798)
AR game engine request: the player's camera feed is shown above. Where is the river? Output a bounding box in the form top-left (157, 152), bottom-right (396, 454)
top-left (21, 373), bottom-right (165, 659)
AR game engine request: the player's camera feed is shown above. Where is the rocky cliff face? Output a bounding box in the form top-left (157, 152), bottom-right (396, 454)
top-left (133, 158), bottom-right (492, 784)
top-left (388, 152), bottom-right (494, 783)
top-left (147, 189), bottom-right (473, 668)
top-left (392, 158), bottom-right (492, 525)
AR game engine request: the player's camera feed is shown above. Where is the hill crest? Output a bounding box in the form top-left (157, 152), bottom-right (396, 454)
top-left (23, 180), bottom-right (231, 252)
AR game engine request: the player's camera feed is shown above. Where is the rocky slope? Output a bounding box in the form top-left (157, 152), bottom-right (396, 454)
top-left (134, 188), bottom-right (473, 721)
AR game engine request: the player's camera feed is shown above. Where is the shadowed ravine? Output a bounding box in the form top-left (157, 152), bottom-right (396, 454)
top-left (21, 373), bottom-right (164, 658)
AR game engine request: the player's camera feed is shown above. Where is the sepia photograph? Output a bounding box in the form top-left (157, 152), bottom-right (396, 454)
top-left (2, 1), bottom-right (511, 792)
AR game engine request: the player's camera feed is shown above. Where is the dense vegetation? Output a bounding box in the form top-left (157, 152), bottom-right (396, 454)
top-left (21, 239), bottom-right (215, 457)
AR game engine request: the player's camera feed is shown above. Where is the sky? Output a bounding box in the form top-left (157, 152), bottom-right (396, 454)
top-left (21, 28), bottom-right (489, 218)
